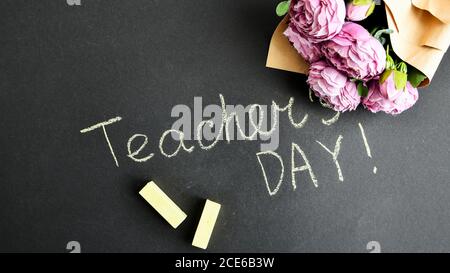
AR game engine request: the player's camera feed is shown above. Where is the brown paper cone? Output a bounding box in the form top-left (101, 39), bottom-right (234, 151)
top-left (266, 16), bottom-right (309, 75)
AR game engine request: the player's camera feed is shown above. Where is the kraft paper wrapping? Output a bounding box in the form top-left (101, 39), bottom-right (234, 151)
top-left (266, 0), bottom-right (450, 87)
top-left (266, 16), bottom-right (309, 74)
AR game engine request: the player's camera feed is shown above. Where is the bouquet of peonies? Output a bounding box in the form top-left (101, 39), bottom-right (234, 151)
top-left (268, 0), bottom-right (450, 115)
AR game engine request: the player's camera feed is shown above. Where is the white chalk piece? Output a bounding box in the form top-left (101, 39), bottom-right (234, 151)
top-left (192, 199), bottom-right (221, 250)
top-left (139, 182), bottom-right (187, 229)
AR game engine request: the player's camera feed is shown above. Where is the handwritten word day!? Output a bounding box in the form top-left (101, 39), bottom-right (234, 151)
top-left (80, 94), bottom-right (375, 196)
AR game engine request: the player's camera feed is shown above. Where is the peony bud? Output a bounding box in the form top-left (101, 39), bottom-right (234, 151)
top-left (346, 0), bottom-right (376, 22)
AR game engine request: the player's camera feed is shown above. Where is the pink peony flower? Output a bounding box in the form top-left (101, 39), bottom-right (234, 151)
top-left (307, 60), bottom-right (361, 112)
top-left (289, 0), bottom-right (346, 43)
top-left (346, 0), bottom-right (375, 21)
top-left (322, 22), bottom-right (386, 81)
top-left (283, 24), bottom-right (323, 63)
top-left (362, 77), bottom-right (419, 115)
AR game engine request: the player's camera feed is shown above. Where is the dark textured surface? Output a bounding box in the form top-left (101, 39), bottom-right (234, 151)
top-left (1, 0), bottom-right (449, 253)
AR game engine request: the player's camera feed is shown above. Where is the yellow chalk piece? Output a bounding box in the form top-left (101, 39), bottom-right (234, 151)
top-left (192, 199), bottom-right (221, 249)
top-left (139, 181), bottom-right (187, 228)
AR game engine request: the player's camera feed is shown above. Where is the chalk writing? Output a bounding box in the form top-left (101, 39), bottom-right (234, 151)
top-left (79, 94), bottom-right (378, 196)
top-left (127, 134), bottom-right (154, 162)
top-left (160, 129), bottom-right (194, 158)
top-left (80, 116), bottom-right (122, 167)
top-left (256, 151), bottom-right (285, 196)
top-left (316, 135), bottom-right (344, 182)
top-left (358, 123), bottom-right (377, 174)
top-left (291, 142), bottom-right (318, 189)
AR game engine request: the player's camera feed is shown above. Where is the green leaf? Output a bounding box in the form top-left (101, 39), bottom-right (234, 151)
top-left (393, 70), bottom-right (407, 91)
top-left (365, 1), bottom-right (376, 17)
top-left (386, 55), bottom-right (395, 70)
top-left (380, 70), bottom-right (393, 84)
top-left (407, 67), bottom-right (427, 88)
top-left (353, 0), bottom-right (373, 5)
top-left (396, 62), bottom-right (408, 74)
top-left (357, 82), bottom-right (369, 97)
top-left (276, 0), bottom-right (290, 17)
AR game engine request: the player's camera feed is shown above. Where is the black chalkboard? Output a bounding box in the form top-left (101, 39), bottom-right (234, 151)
top-left (1, 0), bottom-right (450, 253)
